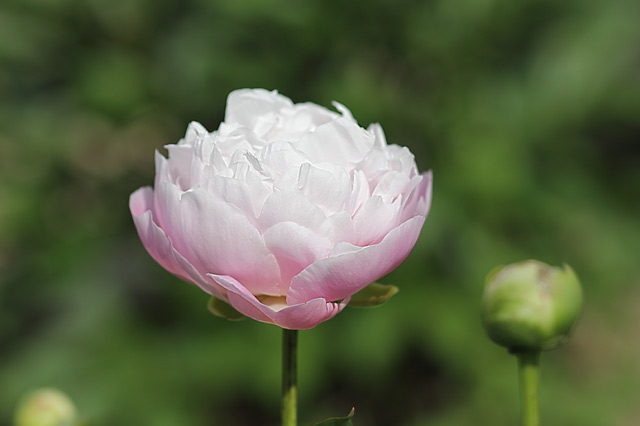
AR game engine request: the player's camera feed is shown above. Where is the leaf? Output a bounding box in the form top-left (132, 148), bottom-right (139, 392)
top-left (348, 282), bottom-right (398, 308)
top-left (314, 408), bottom-right (355, 425)
top-left (207, 297), bottom-right (247, 321)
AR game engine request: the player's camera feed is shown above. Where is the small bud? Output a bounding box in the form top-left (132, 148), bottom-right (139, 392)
top-left (482, 260), bottom-right (583, 351)
top-left (15, 388), bottom-right (78, 426)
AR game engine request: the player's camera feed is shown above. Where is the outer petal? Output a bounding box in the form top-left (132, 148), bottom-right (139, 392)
top-left (286, 215), bottom-right (426, 305)
top-left (129, 187), bottom-right (225, 299)
top-left (153, 182), bottom-right (283, 296)
top-left (272, 297), bottom-right (347, 330)
top-left (209, 274), bottom-right (348, 329)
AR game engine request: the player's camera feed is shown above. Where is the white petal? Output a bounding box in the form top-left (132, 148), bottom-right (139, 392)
top-left (331, 101), bottom-right (355, 121)
top-left (296, 117), bottom-right (374, 166)
top-left (367, 122), bottom-right (387, 148)
top-left (257, 141), bottom-right (310, 183)
top-left (166, 144), bottom-right (194, 190)
top-left (345, 169), bottom-right (370, 216)
top-left (352, 195), bottom-right (402, 246)
top-left (180, 121), bottom-right (210, 146)
top-left (199, 175), bottom-right (270, 225)
top-left (225, 89), bottom-right (293, 129)
top-left (372, 170), bottom-right (410, 201)
top-left (297, 163), bottom-right (348, 214)
top-left (258, 188), bottom-right (328, 234)
top-left (323, 211), bottom-right (354, 245)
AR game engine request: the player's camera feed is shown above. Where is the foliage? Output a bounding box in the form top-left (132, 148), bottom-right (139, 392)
top-left (1, 0), bottom-right (639, 425)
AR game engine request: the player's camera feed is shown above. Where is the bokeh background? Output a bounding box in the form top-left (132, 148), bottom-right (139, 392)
top-left (1, 0), bottom-right (639, 425)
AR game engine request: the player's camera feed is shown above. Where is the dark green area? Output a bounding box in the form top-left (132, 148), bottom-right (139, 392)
top-left (1, 0), bottom-right (639, 425)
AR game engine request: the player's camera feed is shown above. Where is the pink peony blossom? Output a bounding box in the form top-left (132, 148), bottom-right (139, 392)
top-left (130, 89), bottom-right (432, 329)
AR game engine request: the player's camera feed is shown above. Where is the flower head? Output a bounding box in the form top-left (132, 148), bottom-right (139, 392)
top-left (130, 89), bottom-right (432, 329)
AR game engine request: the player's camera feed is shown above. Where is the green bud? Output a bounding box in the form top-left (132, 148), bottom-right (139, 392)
top-left (15, 388), bottom-right (78, 426)
top-left (482, 260), bottom-right (583, 351)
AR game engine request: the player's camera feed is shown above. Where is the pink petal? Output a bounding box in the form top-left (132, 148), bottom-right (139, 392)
top-left (272, 297), bottom-right (347, 330)
top-left (263, 221), bottom-right (333, 287)
top-left (401, 171), bottom-right (432, 222)
top-left (210, 274), bottom-right (348, 330)
top-left (286, 215), bottom-right (426, 305)
top-left (130, 186), bottom-right (154, 217)
top-left (153, 182), bottom-right (282, 296)
top-left (209, 275), bottom-right (274, 324)
top-left (129, 187), bottom-right (224, 299)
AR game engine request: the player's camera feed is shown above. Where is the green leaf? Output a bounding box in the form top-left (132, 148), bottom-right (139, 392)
top-left (314, 408), bottom-right (355, 425)
top-left (207, 297), bottom-right (247, 321)
top-left (348, 282), bottom-right (398, 308)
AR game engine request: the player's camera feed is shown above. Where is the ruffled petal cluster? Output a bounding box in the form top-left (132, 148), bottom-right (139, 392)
top-left (130, 89), bottom-right (432, 329)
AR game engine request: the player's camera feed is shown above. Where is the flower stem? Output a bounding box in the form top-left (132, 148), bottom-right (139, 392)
top-left (516, 350), bottom-right (541, 426)
top-left (282, 329), bottom-right (298, 426)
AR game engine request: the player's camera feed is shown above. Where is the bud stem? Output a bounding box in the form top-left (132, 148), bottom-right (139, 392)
top-left (516, 350), bottom-right (541, 426)
top-left (282, 329), bottom-right (298, 426)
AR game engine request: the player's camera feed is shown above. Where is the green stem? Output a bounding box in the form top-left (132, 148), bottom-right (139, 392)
top-left (516, 350), bottom-right (541, 426)
top-left (282, 329), bottom-right (298, 426)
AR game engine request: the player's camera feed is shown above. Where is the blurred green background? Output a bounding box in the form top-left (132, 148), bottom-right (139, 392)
top-left (1, 0), bottom-right (639, 425)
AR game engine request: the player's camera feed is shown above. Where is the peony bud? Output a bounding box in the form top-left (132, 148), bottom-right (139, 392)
top-left (15, 388), bottom-right (78, 426)
top-left (482, 260), bottom-right (583, 351)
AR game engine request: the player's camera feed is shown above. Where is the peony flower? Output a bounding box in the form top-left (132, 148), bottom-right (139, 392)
top-left (130, 89), bottom-right (432, 329)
